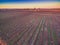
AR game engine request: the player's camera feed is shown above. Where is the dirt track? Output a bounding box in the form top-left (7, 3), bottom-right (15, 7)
top-left (0, 9), bottom-right (60, 45)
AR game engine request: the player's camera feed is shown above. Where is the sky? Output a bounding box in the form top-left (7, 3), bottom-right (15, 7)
top-left (0, 0), bottom-right (60, 8)
top-left (0, 0), bottom-right (60, 3)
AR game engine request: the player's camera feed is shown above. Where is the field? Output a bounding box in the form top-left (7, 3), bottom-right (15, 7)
top-left (0, 9), bottom-right (60, 45)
